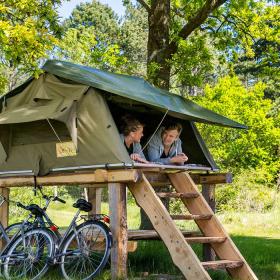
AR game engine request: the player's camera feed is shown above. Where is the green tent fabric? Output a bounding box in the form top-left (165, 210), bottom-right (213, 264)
top-left (0, 60), bottom-right (247, 175)
top-left (42, 60), bottom-right (247, 129)
top-left (0, 74), bottom-right (131, 174)
top-left (1, 60), bottom-right (247, 129)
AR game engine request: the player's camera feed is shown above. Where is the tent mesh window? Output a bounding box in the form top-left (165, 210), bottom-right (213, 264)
top-left (11, 120), bottom-right (71, 146)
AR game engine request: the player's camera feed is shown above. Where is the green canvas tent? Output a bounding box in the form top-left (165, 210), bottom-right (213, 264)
top-left (0, 60), bottom-right (246, 176)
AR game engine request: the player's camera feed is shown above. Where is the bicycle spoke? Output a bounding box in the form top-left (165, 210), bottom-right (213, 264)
top-left (60, 221), bottom-right (111, 280)
top-left (3, 229), bottom-right (54, 280)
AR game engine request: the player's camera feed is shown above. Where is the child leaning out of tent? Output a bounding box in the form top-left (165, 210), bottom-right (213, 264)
top-left (147, 122), bottom-right (188, 165)
top-left (119, 115), bottom-right (149, 164)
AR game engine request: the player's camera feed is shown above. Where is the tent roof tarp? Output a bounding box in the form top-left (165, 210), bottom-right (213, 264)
top-left (1, 60), bottom-right (247, 129)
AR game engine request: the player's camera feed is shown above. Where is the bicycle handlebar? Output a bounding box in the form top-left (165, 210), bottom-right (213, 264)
top-left (37, 186), bottom-right (66, 207)
top-left (16, 202), bottom-right (28, 210)
top-left (53, 196), bottom-right (66, 204)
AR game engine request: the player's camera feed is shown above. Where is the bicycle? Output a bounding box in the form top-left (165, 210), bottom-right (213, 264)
top-left (0, 196), bottom-right (56, 280)
top-left (0, 186), bottom-right (66, 249)
top-left (2, 198), bottom-right (112, 280)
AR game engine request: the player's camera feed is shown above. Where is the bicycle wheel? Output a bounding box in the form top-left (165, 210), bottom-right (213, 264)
top-left (5, 223), bottom-right (22, 238)
top-left (2, 228), bottom-right (55, 280)
top-left (60, 220), bottom-right (112, 280)
top-left (5, 222), bottom-right (33, 237)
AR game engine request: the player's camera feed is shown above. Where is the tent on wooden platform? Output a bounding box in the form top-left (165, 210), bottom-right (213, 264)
top-left (0, 60), bottom-right (247, 176)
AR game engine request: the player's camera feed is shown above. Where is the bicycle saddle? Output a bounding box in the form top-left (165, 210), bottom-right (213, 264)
top-left (73, 199), bottom-right (92, 212)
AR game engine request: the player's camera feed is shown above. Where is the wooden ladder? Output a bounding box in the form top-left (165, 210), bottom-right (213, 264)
top-left (128, 172), bottom-right (258, 280)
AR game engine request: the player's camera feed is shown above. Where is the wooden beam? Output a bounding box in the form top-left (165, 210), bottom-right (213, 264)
top-left (191, 173), bottom-right (233, 184)
top-left (186, 237), bottom-right (226, 244)
top-left (156, 192), bottom-right (199, 198)
top-left (87, 186), bottom-right (102, 215)
top-left (109, 183), bottom-right (128, 280)
top-left (202, 260), bottom-right (243, 270)
top-left (128, 175), bottom-right (211, 280)
top-left (0, 169), bottom-right (140, 187)
top-left (171, 214), bottom-right (212, 220)
top-left (0, 188), bottom-right (9, 228)
top-left (144, 172), bottom-right (232, 187)
top-left (0, 187), bottom-right (9, 250)
top-left (128, 230), bottom-right (201, 240)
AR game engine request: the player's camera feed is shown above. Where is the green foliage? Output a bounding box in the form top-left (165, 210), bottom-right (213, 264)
top-left (193, 75), bottom-right (280, 174)
top-left (120, 1), bottom-right (148, 76)
top-left (171, 33), bottom-right (213, 88)
top-left (0, 0), bottom-right (61, 67)
top-left (54, 1), bottom-right (132, 72)
top-left (138, 1), bottom-right (280, 93)
top-left (9, 186), bottom-right (54, 222)
top-left (0, 0), bottom-right (62, 92)
top-left (54, 26), bottom-right (128, 71)
top-left (54, 1), bottom-right (148, 75)
top-left (216, 168), bottom-right (277, 212)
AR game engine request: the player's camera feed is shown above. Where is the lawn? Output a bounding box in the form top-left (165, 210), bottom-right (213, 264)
top-left (8, 195), bottom-right (280, 279)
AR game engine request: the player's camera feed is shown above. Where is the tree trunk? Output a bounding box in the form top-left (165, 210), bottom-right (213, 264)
top-left (140, 0), bottom-right (171, 230)
top-left (147, 0), bottom-right (171, 89)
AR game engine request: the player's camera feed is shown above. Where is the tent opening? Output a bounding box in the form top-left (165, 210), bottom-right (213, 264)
top-left (106, 99), bottom-right (218, 170)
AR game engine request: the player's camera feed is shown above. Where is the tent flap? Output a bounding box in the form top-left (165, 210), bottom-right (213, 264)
top-left (0, 142), bottom-right (7, 164)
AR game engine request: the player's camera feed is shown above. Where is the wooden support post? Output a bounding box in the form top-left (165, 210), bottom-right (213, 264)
top-left (202, 184), bottom-right (216, 261)
top-left (109, 183), bottom-right (128, 280)
top-left (0, 187), bottom-right (9, 249)
top-left (0, 187), bottom-right (9, 228)
top-left (87, 186), bottom-right (102, 214)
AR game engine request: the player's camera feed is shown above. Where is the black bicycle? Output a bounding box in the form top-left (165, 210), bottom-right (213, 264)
top-left (0, 196), bottom-right (56, 280)
top-left (0, 186), bottom-right (65, 245)
top-left (1, 197), bottom-right (112, 280)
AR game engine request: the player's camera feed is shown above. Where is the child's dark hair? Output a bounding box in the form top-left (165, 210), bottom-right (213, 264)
top-left (120, 115), bottom-right (144, 136)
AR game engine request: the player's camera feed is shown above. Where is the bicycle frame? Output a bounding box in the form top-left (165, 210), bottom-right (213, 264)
top-left (54, 209), bottom-right (81, 259)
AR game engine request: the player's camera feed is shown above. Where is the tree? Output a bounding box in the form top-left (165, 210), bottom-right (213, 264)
top-left (55, 1), bottom-right (129, 72)
top-left (135, 0), bottom-right (279, 92)
top-left (233, 38), bottom-right (280, 100)
top-left (193, 76), bottom-right (280, 175)
top-left (54, 25), bottom-right (128, 72)
top-left (120, 2), bottom-right (148, 76)
top-left (56, 1), bottom-right (148, 75)
top-left (0, 0), bottom-right (62, 94)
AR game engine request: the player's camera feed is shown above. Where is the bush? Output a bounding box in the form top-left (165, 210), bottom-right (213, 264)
top-left (216, 168), bottom-right (277, 212)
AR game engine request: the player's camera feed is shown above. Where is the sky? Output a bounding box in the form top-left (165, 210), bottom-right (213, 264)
top-left (58, 0), bottom-right (126, 19)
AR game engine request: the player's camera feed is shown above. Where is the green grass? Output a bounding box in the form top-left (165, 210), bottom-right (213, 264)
top-left (7, 197), bottom-right (280, 279)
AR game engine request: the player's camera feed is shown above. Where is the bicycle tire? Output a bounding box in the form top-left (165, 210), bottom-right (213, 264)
top-left (2, 227), bottom-right (56, 280)
top-left (0, 223), bottom-right (21, 246)
top-left (5, 222), bottom-right (33, 237)
top-left (60, 220), bottom-right (112, 280)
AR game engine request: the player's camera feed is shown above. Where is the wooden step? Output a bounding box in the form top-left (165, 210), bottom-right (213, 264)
top-left (156, 192), bottom-right (199, 198)
top-left (185, 236), bottom-right (226, 244)
top-left (202, 260), bottom-right (244, 270)
top-left (171, 214), bottom-right (212, 220)
top-left (128, 230), bottom-right (201, 240)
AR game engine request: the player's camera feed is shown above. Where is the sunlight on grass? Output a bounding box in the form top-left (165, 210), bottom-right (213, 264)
top-left (218, 196), bottom-right (280, 238)
top-left (8, 193), bottom-right (280, 280)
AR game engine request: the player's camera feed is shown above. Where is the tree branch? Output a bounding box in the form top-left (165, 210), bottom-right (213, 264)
top-left (167, 0), bottom-right (227, 57)
top-left (136, 0), bottom-right (151, 14)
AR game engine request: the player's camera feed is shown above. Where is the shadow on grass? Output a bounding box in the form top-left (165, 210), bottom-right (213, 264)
top-left (24, 235), bottom-right (279, 279)
top-left (125, 235), bottom-right (280, 280)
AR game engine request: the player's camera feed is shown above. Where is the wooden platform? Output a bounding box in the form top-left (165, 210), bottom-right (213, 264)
top-left (0, 166), bottom-right (256, 280)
